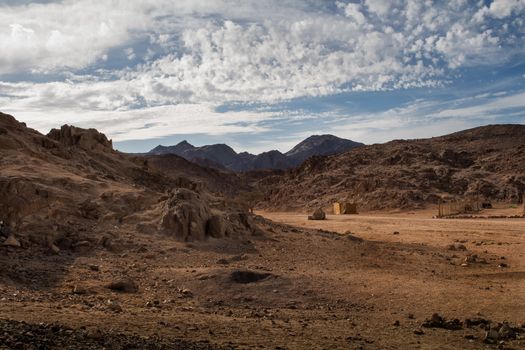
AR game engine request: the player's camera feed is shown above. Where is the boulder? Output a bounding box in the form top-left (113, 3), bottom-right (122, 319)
top-left (159, 188), bottom-right (211, 241)
top-left (308, 208), bottom-right (326, 220)
top-left (106, 278), bottom-right (138, 293)
top-left (3, 235), bottom-right (21, 247)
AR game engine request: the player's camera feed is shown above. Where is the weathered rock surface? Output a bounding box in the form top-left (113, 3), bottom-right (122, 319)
top-left (308, 208), bottom-right (326, 220)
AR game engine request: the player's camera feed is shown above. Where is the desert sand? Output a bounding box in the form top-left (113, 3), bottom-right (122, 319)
top-left (1, 208), bottom-right (523, 349)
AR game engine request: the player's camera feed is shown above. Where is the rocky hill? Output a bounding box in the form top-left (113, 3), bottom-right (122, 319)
top-left (285, 135), bottom-right (364, 166)
top-left (258, 125), bottom-right (525, 211)
top-left (0, 112), bottom-right (261, 251)
top-left (146, 135), bottom-right (363, 171)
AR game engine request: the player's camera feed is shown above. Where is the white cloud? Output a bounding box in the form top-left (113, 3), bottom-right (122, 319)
top-left (316, 91), bottom-right (525, 145)
top-left (487, 0), bottom-right (525, 18)
top-left (429, 91), bottom-right (525, 119)
top-left (3, 102), bottom-right (276, 142)
top-left (365, 0), bottom-right (396, 17)
top-left (342, 3), bottom-right (366, 25)
top-left (0, 0), bottom-right (524, 145)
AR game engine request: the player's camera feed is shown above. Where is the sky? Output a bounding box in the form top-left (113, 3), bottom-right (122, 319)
top-left (1, 0), bottom-right (525, 154)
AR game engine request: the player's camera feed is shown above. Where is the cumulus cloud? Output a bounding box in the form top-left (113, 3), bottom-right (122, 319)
top-left (0, 0), bottom-right (524, 144)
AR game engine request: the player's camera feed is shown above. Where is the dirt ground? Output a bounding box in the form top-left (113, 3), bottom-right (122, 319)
top-left (1, 209), bottom-right (524, 349)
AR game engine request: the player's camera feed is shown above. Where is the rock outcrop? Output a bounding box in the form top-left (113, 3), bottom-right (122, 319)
top-left (158, 187), bottom-right (261, 241)
top-left (47, 125), bottom-right (113, 152)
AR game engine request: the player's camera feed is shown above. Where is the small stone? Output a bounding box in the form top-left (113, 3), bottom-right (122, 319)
top-left (393, 231), bottom-right (400, 235)
top-left (393, 320), bottom-right (400, 326)
top-left (3, 235), bottom-right (20, 247)
top-left (414, 329), bottom-right (425, 335)
top-left (447, 243), bottom-right (466, 251)
top-left (72, 285), bottom-right (87, 295)
top-left (498, 263), bottom-right (508, 268)
top-left (73, 240), bottom-right (91, 248)
top-left (88, 264), bottom-right (100, 271)
top-left (498, 323), bottom-right (515, 339)
top-left (49, 244), bottom-right (60, 254)
top-left (484, 329), bottom-right (499, 344)
top-left (106, 300), bottom-right (122, 313)
top-left (106, 278), bottom-right (138, 293)
top-left (465, 254), bottom-right (478, 263)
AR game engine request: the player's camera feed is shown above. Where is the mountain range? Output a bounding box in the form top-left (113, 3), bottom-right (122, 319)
top-left (258, 124), bottom-right (525, 211)
top-left (147, 135), bottom-right (364, 171)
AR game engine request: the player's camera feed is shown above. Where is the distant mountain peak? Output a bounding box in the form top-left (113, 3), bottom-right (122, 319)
top-left (176, 140), bottom-right (194, 147)
top-left (146, 134), bottom-right (363, 171)
top-left (285, 134), bottom-right (363, 166)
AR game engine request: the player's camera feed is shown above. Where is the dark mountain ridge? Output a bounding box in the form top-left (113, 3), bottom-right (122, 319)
top-left (147, 134), bottom-right (364, 171)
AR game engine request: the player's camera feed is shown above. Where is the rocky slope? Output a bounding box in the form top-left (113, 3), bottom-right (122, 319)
top-left (285, 135), bottom-right (364, 166)
top-left (0, 112), bottom-right (260, 249)
top-left (258, 125), bottom-right (525, 211)
top-left (147, 134), bottom-right (363, 171)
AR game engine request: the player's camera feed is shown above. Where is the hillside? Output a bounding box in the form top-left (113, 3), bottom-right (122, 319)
top-left (0, 112), bottom-right (261, 248)
top-left (146, 134), bottom-right (363, 171)
top-left (258, 125), bottom-right (525, 211)
top-left (285, 134), bottom-right (364, 166)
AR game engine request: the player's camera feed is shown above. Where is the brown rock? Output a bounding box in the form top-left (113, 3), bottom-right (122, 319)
top-left (49, 244), bottom-right (60, 254)
top-left (72, 285), bottom-right (87, 295)
top-left (3, 235), bottom-right (20, 247)
top-left (106, 278), bottom-right (138, 293)
top-left (308, 208), bottom-right (326, 220)
top-left (206, 215), bottom-right (226, 238)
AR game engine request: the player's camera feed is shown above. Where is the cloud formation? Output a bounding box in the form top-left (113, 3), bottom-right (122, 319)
top-left (0, 0), bottom-right (524, 147)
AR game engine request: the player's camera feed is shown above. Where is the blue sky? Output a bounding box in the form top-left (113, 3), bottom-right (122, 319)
top-left (1, 0), bottom-right (524, 154)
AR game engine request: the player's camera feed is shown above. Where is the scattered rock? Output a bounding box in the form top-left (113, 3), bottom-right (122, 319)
top-left (308, 208), bottom-right (326, 220)
top-left (344, 231), bottom-right (364, 242)
top-left (465, 254), bottom-right (479, 263)
top-left (230, 270), bottom-right (272, 284)
top-left (106, 300), bottom-right (122, 313)
top-left (498, 323), bottom-right (516, 339)
top-left (422, 313), bottom-right (462, 330)
top-left (447, 243), bottom-right (466, 251)
top-left (484, 329), bottom-right (500, 344)
top-left (49, 243), bottom-right (60, 254)
top-left (88, 264), bottom-right (100, 272)
top-left (181, 288), bottom-right (193, 297)
top-left (464, 317), bottom-right (490, 328)
top-left (72, 285), bottom-right (87, 295)
top-left (106, 278), bottom-right (138, 293)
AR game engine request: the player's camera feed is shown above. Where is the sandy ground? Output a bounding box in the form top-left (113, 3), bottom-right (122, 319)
top-left (1, 209), bottom-right (524, 349)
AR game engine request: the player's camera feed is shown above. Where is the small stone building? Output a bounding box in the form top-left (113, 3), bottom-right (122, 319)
top-left (333, 202), bottom-right (357, 215)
